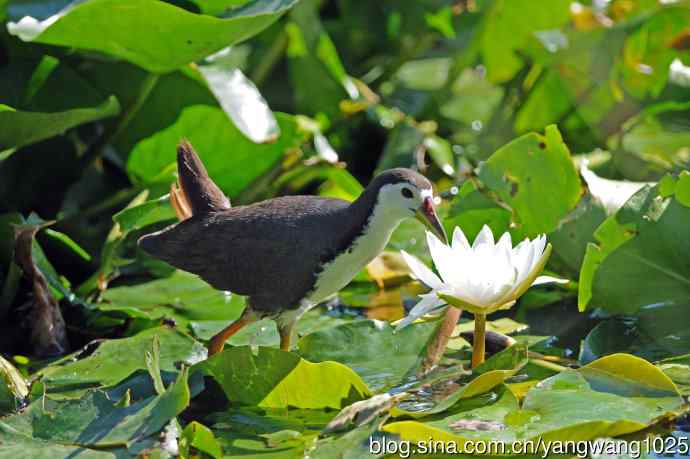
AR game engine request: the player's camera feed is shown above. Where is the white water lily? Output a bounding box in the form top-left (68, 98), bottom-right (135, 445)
top-left (400, 225), bottom-right (552, 323)
top-left (399, 225), bottom-right (552, 367)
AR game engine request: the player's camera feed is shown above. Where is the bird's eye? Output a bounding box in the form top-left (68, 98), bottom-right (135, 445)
top-left (401, 187), bottom-right (414, 199)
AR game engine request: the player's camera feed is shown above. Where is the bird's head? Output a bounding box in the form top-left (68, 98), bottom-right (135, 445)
top-left (368, 168), bottom-right (447, 243)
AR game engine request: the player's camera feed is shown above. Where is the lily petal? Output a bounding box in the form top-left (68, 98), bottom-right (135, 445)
top-left (496, 232), bottom-right (512, 254)
top-left (452, 226), bottom-right (470, 250)
top-left (395, 294), bottom-right (446, 330)
top-left (401, 250), bottom-right (444, 290)
top-left (426, 231), bottom-right (457, 284)
top-left (512, 243), bottom-right (553, 300)
top-left (473, 224), bottom-right (495, 249)
top-left (533, 275), bottom-right (569, 285)
top-left (514, 240), bottom-right (536, 287)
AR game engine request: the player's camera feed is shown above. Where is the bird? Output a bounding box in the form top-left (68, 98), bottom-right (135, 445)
top-left (138, 140), bottom-right (446, 356)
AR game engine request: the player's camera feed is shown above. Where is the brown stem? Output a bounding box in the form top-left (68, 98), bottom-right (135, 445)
top-left (420, 307), bottom-right (462, 374)
top-left (471, 314), bottom-right (487, 368)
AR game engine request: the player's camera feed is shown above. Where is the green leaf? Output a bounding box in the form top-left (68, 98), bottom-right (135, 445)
top-left (198, 63), bottom-right (280, 143)
top-left (514, 70), bottom-right (572, 134)
top-left (112, 194), bottom-right (177, 232)
top-left (0, 367), bottom-right (190, 448)
top-left (0, 96), bottom-right (119, 153)
top-left (196, 346), bottom-right (371, 409)
top-left (43, 228), bottom-right (92, 262)
top-left (384, 354), bottom-right (684, 447)
top-left (548, 194), bottom-right (607, 276)
top-left (145, 335), bottom-right (166, 396)
top-left (208, 406), bottom-right (326, 457)
top-left (99, 271), bottom-right (246, 332)
top-left (657, 354), bottom-right (690, 396)
top-left (7, 0), bottom-right (300, 73)
top-left (180, 421), bottom-right (222, 459)
top-left (479, 0), bottom-right (571, 83)
top-left (127, 105), bottom-right (304, 198)
top-left (286, 0), bottom-right (354, 118)
top-left (191, 307), bottom-right (353, 346)
top-left (0, 434), bottom-right (117, 459)
top-left (579, 303), bottom-right (690, 363)
top-left (395, 58), bottom-right (450, 91)
top-left (0, 355), bottom-right (29, 414)
top-left (392, 344), bottom-right (528, 419)
top-left (445, 180), bottom-right (512, 243)
top-left (621, 101), bottom-right (690, 169)
top-left (423, 135), bottom-right (455, 176)
top-left (579, 353), bottom-right (680, 397)
top-left (478, 125), bottom-right (581, 237)
top-left (578, 184), bottom-right (690, 314)
top-left (440, 68), bottom-right (504, 125)
top-left (38, 327), bottom-right (206, 393)
top-left (310, 409), bottom-right (388, 458)
top-left (620, 7), bottom-right (690, 99)
top-left (76, 190), bottom-right (150, 296)
top-left (298, 320), bottom-right (440, 391)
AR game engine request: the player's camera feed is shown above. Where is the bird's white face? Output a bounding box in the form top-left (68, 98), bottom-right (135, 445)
top-left (377, 182), bottom-right (433, 219)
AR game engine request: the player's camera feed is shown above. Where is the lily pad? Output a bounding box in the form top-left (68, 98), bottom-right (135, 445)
top-left (478, 125), bottom-right (581, 237)
top-left (208, 406), bottom-right (328, 458)
top-left (392, 344), bottom-right (528, 419)
top-left (180, 421), bottom-right (222, 459)
top-left (196, 346), bottom-right (371, 409)
top-left (0, 434), bottom-right (118, 459)
top-left (657, 354), bottom-right (690, 396)
top-left (0, 368), bottom-right (190, 448)
top-left (192, 307), bottom-right (354, 347)
top-left (99, 270), bottom-right (246, 331)
top-left (384, 354), bottom-right (685, 448)
top-left (38, 327), bottom-right (206, 393)
top-left (444, 180), bottom-right (512, 243)
top-left (548, 193), bottom-right (607, 276)
top-left (309, 413), bottom-right (386, 459)
top-left (579, 306), bottom-right (690, 364)
top-left (579, 182), bottom-right (690, 314)
top-left (298, 320), bottom-right (439, 391)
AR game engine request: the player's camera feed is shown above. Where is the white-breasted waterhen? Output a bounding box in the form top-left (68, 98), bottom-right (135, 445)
top-left (138, 140), bottom-right (447, 355)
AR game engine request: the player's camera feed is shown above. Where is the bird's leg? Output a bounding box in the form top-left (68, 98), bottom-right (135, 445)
top-left (208, 315), bottom-right (252, 356)
top-left (419, 307), bottom-right (462, 375)
top-left (277, 321), bottom-right (296, 352)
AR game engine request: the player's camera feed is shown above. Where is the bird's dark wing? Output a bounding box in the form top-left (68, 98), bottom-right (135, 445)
top-left (138, 196), bottom-right (351, 312)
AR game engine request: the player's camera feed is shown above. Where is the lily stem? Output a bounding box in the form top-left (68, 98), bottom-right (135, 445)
top-left (471, 313), bottom-right (487, 368)
top-left (528, 358), bottom-right (569, 373)
top-left (420, 307), bottom-right (462, 374)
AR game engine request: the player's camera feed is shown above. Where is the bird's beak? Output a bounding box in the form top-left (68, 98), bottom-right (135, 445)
top-left (415, 196), bottom-right (447, 244)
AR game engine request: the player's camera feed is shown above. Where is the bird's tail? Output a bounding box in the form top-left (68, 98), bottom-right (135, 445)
top-left (170, 139), bottom-right (231, 220)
